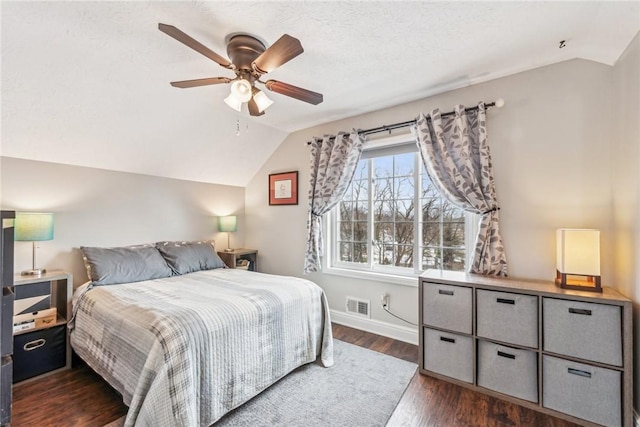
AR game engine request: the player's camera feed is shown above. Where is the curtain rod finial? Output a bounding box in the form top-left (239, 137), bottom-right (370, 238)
top-left (495, 99), bottom-right (505, 108)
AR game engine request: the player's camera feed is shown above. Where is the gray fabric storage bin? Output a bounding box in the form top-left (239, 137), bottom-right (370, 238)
top-left (477, 290), bottom-right (538, 348)
top-left (543, 355), bottom-right (621, 426)
top-left (423, 327), bottom-right (473, 383)
top-left (422, 282), bottom-right (472, 334)
top-left (477, 340), bottom-right (538, 402)
top-left (543, 298), bottom-right (622, 366)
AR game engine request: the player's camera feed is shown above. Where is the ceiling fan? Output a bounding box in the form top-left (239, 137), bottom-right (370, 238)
top-left (158, 23), bottom-right (323, 116)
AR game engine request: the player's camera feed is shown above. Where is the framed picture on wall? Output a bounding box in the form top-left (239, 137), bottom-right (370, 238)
top-left (269, 171), bottom-right (298, 205)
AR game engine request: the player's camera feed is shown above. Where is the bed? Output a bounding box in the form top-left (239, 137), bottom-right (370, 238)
top-left (69, 242), bottom-right (333, 427)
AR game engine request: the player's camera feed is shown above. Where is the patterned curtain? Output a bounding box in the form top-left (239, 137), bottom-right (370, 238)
top-left (412, 103), bottom-right (507, 276)
top-left (304, 131), bottom-right (365, 274)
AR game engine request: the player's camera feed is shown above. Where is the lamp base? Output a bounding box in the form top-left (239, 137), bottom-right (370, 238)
top-left (224, 248), bottom-right (234, 253)
top-left (21, 268), bottom-right (46, 276)
top-left (556, 270), bottom-right (602, 293)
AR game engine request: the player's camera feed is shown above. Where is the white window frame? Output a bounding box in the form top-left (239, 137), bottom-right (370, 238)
top-left (322, 132), bottom-right (478, 287)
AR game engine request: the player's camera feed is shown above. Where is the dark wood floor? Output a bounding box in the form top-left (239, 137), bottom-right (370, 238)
top-left (11, 324), bottom-right (578, 426)
top-left (333, 324), bottom-right (577, 427)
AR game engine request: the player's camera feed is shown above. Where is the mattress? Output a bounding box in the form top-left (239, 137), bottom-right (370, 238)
top-left (69, 268), bottom-right (333, 426)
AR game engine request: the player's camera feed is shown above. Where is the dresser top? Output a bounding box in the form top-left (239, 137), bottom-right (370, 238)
top-left (420, 269), bottom-right (631, 304)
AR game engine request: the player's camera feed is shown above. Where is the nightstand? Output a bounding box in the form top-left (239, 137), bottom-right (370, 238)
top-left (12, 270), bottom-right (72, 383)
top-left (218, 249), bottom-right (258, 272)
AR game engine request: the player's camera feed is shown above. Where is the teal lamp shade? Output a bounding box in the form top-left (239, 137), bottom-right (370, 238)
top-left (15, 213), bottom-right (54, 241)
top-left (15, 212), bottom-right (54, 276)
top-left (218, 216), bottom-right (237, 252)
top-left (218, 216), bottom-right (238, 233)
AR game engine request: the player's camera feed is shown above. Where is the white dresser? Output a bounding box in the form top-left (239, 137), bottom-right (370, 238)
top-left (419, 270), bottom-right (632, 427)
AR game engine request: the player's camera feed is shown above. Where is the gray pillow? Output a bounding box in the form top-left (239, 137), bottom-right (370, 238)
top-left (81, 245), bottom-right (173, 286)
top-left (156, 241), bottom-right (226, 275)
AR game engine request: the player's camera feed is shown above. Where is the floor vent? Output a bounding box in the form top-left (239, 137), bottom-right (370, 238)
top-left (346, 297), bottom-right (370, 318)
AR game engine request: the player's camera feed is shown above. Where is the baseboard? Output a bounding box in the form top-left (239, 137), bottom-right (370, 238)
top-left (330, 309), bottom-right (418, 345)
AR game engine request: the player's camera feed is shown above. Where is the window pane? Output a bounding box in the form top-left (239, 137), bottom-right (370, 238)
top-left (375, 222), bottom-right (394, 243)
top-left (394, 176), bottom-right (414, 199)
top-left (422, 247), bottom-right (441, 270)
top-left (421, 199), bottom-right (441, 221)
top-left (373, 201), bottom-right (392, 221)
top-left (395, 245), bottom-right (414, 268)
top-left (395, 222), bottom-right (414, 246)
top-left (373, 176), bottom-right (393, 200)
top-left (373, 243), bottom-right (385, 265)
top-left (354, 160), bottom-right (368, 180)
top-left (395, 200), bottom-right (414, 221)
top-left (394, 153), bottom-right (414, 176)
top-left (339, 221), bottom-right (352, 241)
top-left (352, 179), bottom-right (368, 202)
top-left (353, 221), bottom-right (367, 242)
top-left (443, 222), bottom-right (465, 248)
top-left (339, 242), bottom-right (352, 262)
top-left (443, 248), bottom-right (465, 271)
top-left (378, 244), bottom-right (394, 265)
top-left (422, 222), bottom-right (441, 247)
top-left (354, 201), bottom-right (368, 221)
top-left (443, 202), bottom-right (465, 222)
top-left (353, 243), bottom-right (368, 263)
top-left (421, 175), bottom-right (440, 199)
top-left (374, 156), bottom-right (393, 179)
top-left (340, 202), bottom-right (353, 221)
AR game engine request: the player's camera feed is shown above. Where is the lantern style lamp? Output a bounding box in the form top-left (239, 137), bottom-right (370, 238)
top-left (218, 216), bottom-right (237, 252)
top-left (556, 229), bottom-right (601, 293)
top-left (14, 212), bottom-right (54, 276)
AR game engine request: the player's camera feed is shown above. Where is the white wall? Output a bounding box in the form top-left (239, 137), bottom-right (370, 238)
top-left (246, 59), bottom-right (616, 341)
top-left (1, 157), bottom-right (246, 287)
top-left (612, 33), bottom-right (640, 410)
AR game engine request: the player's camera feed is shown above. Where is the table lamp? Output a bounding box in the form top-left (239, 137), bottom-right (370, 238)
top-left (556, 228), bottom-right (601, 292)
top-left (218, 215), bottom-right (237, 252)
top-left (14, 212), bottom-right (54, 276)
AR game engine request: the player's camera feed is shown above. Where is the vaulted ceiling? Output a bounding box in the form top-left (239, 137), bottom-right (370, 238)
top-left (2, 1), bottom-right (638, 186)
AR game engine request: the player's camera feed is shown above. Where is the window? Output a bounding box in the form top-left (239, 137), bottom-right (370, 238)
top-left (328, 140), bottom-right (477, 280)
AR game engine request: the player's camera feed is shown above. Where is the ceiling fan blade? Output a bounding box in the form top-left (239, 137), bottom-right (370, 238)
top-left (158, 23), bottom-right (232, 69)
top-left (264, 80), bottom-right (323, 105)
top-left (252, 34), bottom-right (303, 74)
top-left (248, 98), bottom-right (265, 116)
top-left (170, 77), bottom-right (232, 88)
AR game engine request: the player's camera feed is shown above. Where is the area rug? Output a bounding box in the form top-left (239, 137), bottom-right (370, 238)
top-left (104, 339), bottom-right (417, 427)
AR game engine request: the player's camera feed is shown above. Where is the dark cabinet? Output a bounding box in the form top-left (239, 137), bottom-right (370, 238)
top-left (0, 211), bottom-right (15, 426)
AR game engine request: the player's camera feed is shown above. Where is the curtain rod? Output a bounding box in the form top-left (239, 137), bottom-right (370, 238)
top-left (307, 99), bottom-right (504, 144)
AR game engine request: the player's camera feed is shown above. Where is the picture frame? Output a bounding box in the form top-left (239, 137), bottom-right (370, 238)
top-left (269, 171), bottom-right (298, 205)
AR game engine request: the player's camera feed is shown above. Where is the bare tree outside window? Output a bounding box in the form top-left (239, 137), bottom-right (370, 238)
top-left (339, 162), bottom-right (369, 263)
top-left (336, 151), bottom-right (466, 273)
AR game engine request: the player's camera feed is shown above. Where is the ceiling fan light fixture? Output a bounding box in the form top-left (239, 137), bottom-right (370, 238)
top-left (253, 89), bottom-right (274, 113)
top-left (230, 79), bottom-right (252, 102)
top-left (224, 93), bottom-right (242, 112)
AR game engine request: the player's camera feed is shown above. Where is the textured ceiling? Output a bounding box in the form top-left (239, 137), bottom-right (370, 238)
top-left (2, 1), bottom-right (638, 186)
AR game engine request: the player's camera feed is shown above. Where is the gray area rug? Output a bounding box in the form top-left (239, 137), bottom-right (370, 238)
top-left (104, 339), bottom-right (417, 427)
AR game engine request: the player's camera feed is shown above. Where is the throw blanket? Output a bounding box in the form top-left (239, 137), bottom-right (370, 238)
top-left (69, 269), bottom-right (333, 427)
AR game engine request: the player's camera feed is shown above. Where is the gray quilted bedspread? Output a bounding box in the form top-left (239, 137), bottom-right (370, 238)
top-left (69, 269), bottom-right (334, 426)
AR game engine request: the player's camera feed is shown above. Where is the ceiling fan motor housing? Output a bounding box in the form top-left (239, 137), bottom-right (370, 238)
top-left (226, 34), bottom-right (266, 73)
